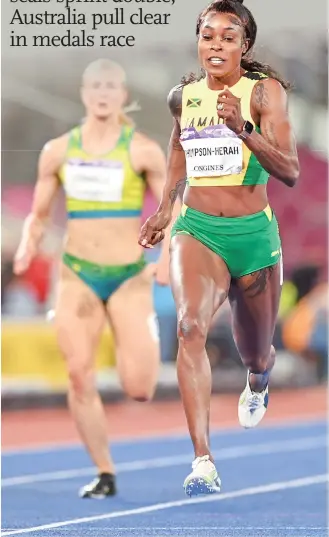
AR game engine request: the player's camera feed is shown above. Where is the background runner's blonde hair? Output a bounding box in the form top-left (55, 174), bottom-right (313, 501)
top-left (82, 59), bottom-right (141, 126)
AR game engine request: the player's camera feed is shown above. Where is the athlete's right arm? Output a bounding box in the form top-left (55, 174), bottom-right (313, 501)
top-left (13, 137), bottom-right (65, 275)
top-left (158, 85), bottom-right (187, 213)
top-left (138, 85), bottom-right (187, 248)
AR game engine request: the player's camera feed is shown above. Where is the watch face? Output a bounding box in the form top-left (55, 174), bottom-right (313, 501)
top-left (245, 121), bottom-right (253, 134)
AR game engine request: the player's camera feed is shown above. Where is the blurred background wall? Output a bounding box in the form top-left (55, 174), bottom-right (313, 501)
top-left (2, 0), bottom-right (328, 409)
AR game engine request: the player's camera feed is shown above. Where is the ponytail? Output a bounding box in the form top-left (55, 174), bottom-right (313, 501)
top-left (240, 58), bottom-right (293, 91)
top-left (119, 100), bottom-right (141, 127)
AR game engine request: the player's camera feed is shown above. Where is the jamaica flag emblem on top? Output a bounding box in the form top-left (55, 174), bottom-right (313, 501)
top-left (187, 98), bottom-right (202, 108)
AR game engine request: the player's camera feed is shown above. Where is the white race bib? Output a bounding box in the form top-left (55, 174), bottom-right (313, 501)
top-left (64, 160), bottom-right (124, 202)
top-left (180, 125), bottom-right (243, 178)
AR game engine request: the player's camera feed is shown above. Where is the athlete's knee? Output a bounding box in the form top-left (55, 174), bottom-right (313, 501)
top-left (67, 359), bottom-right (95, 398)
top-left (177, 311), bottom-right (207, 348)
top-left (123, 379), bottom-right (155, 402)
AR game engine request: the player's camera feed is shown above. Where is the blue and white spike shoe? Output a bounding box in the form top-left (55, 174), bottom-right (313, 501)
top-left (238, 375), bottom-right (269, 428)
top-left (183, 455), bottom-right (221, 497)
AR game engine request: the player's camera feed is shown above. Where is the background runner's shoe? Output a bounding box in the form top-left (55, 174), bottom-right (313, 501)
top-left (183, 455), bottom-right (221, 497)
top-left (238, 376), bottom-right (269, 428)
top-left (79, 473), bottom-right (116, 499)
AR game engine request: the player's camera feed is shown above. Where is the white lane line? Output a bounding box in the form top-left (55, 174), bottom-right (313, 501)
top-left (2, 415), bottom-right (325, 456)
top-left (2, 474), bottom-right (328, 536)
top-left (2, 435), bottom-right (326, 487)
top-left (1, 527), bottom-right (326, 532)
top-left (4, 528), bottom-right (325, 531)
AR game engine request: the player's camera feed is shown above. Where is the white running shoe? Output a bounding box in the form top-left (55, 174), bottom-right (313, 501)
top-left (183, 455), bottom-right (221, 497)
top-left (238, 375), bottom-right (269, 428)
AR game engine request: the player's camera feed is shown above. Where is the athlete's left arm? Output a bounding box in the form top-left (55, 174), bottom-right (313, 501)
top-left (142, 139), bottom-right (181, 285)
top-left (217, 78), bottom-right (300, 187)
top-left (247, 79), bottom-right (300, 187)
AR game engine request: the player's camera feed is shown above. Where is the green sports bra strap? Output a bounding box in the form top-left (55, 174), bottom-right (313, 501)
top-left (122, 125), bottom-right (135, 148)
top-left (68, 127), bottom-right (81, 151)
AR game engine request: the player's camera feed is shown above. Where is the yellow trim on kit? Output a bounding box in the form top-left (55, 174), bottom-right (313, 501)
top-left (181, 204), bottom-right (188, 217)
top-left (263, 204), bottom-right (272, 221)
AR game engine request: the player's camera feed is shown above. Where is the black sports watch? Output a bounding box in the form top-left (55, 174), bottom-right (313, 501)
top-left (238, 120), bottom-right (254, 140)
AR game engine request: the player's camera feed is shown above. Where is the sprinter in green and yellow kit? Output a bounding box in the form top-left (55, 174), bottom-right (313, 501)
top-left (139, 0), bottom-right (299, 498)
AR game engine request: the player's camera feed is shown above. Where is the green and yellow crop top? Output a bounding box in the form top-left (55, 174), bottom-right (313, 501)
top-left (179, 72), bottom-right (270, 187)
top-left (58, 124), bottom-right (145, 219)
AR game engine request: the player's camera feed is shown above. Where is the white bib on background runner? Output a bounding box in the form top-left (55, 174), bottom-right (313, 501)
top-left (64, 159), bottom-right (124, 202)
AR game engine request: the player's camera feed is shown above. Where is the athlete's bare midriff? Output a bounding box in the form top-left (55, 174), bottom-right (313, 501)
top-left (64, 218), bottom-right (144, 265)
top-left (56, 128), bottom-right (159, 267)
top-left (184, 183), bottom-right (269, 217)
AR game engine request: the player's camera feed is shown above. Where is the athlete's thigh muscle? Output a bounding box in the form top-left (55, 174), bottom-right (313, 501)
top-left (170, 234), bottom-right (231, 328)
top-left (54, 263), bottom-right (106, 363)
